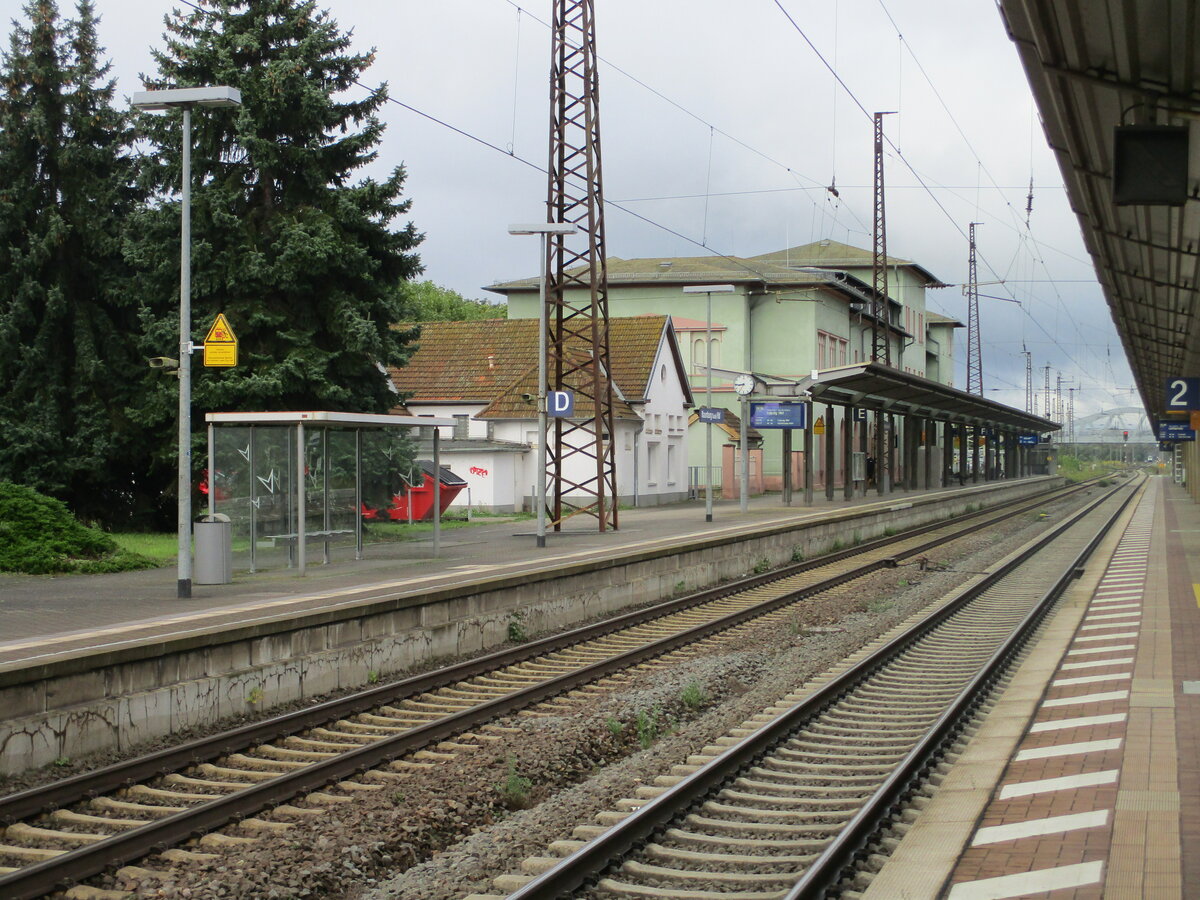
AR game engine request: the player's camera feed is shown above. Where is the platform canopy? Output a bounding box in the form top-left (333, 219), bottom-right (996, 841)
top-left (998, 0), bottom-right (1200, 421)
top-left (791, 363), bottom-right (1060, 434)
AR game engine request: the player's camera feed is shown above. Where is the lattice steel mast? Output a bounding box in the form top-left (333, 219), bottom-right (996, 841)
top-left (966, 222), bottom-right (983, 395)
top-left (542, 0), bottom-right (617, 532)
top-left (1023, 347), bottom-right (1033, 413)
top-left (870, 112), bottom-right (894, 367)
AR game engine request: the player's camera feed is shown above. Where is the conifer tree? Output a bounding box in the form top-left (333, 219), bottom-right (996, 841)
top-left (0, 0), bottom-right (141, 524)
top-left (128, 0), bottom-right (423, 432)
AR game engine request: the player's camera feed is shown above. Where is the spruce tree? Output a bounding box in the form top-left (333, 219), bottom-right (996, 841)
top-left (0, 0), bottom-right (142, 524)
top-left (128, 0), bottom-right (423, 432)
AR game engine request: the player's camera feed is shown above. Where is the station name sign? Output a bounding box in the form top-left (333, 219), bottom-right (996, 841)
top-left (750, 401), bottom-right (807, 429)
top-left (1157, 420), bottom-right (1196, 442)
top-left (1017, 434), bottom-right (1039, 446)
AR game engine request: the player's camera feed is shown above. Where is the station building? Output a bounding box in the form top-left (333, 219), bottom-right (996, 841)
top-left (488, 240), bottom-right (1052, 497)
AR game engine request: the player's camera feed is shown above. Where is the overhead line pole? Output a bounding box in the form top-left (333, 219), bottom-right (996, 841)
top-left (966, 222), bottom-right (983, 396)
top-left (544, 0), bottom-right (618, 533)
top-left (870, 111), bottom-right (895, 495)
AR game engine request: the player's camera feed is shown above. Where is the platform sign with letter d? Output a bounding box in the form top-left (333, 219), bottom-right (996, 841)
top-left (547, 390), bottom-right (574, 418)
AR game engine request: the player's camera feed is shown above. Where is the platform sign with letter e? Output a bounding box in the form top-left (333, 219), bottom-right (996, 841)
top-left (203, 313), bottom-right (238, 367)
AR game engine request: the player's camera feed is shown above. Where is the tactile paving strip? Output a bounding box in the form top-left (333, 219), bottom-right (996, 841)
top-left (943, 481), bottom-right (1158, 900)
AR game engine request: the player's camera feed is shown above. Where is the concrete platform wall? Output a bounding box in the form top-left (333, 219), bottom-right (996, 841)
top-left (0, 478), bottom-right (1062, 774)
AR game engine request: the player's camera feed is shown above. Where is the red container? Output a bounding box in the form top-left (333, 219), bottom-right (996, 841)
top-left (367, 461), bottom-right (466, 522)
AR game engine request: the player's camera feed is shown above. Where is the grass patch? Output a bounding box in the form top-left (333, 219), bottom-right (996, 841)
top-left (0, 482), bottom-right (158, 575)
top-left (496, 755), bottom-right (534, 809)
top-left (636, 707), bottom-right (662, 749)
top-left (681, 680), bottom-right (707, 710)
top-left (506, 611), bottom-right (528, 643)
top-left (110, 532), bottom-right (178, 564)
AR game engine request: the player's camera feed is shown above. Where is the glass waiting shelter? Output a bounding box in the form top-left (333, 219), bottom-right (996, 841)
top-left (204, 411), bottom-right (456, 576)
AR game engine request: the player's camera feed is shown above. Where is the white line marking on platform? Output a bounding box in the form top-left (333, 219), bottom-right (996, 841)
top-left (999, 770), bottom-right (1119, 800)
top-left (1042, 689), bottom-right (1130, 707)
top-left (1015, 738), bottom-right (1122, 761)
top-left (972, 810), bottom-right (1109, 846)
top-left (1030, 713), bottom-right (1127, 732)
top-left (1060, 657), bottom-right (1135, 671)
top-left (1052, 673), bottom-right (1132, 687)
top-left (1080, 622), bottom-right (1141, 631)
top-left (1067, 644), bottom-right (1136, 656)
top-left (1074, 631), bottom-right (1139, 642)
top-left (947, 861), bottom-right (1105, 899)
top-left (1086, 603), bottom-right (1141, 611)
top-left (1084, 611), bottom-right (1141, 621)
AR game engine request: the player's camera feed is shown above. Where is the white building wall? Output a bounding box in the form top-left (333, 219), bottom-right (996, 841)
top-left (402, 328), bottom-right (691, 511)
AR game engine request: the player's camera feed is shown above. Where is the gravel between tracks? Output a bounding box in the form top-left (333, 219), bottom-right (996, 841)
top-left (88, 491), bottom-right (1096, 900)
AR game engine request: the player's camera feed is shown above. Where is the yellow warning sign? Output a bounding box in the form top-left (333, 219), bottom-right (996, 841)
top-left (203, 313), bottom-right (237, 367)
top-left (813, 416), bottom-right (825, 436)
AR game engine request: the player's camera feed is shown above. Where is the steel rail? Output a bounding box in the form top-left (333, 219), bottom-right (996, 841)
top-left (784, 478), bottom-right (1140, 898)
top-left (0, 478), bottom-right (1102, 899)
top-left (0, 478), bottom-right (1086, 827)
top-left (505, 477), bottom-right (1138, 899)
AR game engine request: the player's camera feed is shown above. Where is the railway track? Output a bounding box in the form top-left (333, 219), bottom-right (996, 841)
top-left (485, 475), bottom-right (1140, 900)
top-left (0, 478), bottom-right (1113, 899)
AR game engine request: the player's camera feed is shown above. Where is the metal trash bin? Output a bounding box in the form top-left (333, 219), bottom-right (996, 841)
top-left (194, 513), bottom-right (233, 585)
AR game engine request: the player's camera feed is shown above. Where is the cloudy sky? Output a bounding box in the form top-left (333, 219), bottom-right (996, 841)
top-left (2, 0), bottom-right (1140, 420)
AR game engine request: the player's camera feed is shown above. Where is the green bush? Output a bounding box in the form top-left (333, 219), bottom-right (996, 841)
top-left (0, 482), bottom-right (157, 574)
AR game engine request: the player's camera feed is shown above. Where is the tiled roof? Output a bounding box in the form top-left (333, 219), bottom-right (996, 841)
top-left (926, 311), bottom-right (965, 327)
top-left (671, 316), bottom-right (727, 332)
top-left (687, 408), bottom-right (762, 443)
top-left (390, 316), bottom-right (682, 406)
top-left (475, 357), bottom-right (640, 421)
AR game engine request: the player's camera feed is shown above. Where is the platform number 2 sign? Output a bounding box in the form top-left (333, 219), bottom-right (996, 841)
top-left (1164, 377), bottom-right (1200, 410)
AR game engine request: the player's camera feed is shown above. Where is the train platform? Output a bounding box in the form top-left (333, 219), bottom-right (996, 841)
top-left (0, 475), bottom-right (1031, 670)
top-left (865, 474), bottom-right (1198, 899)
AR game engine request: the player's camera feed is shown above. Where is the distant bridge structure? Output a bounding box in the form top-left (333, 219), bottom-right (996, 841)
top-left (1072, 407), bottom-right (1154, 443)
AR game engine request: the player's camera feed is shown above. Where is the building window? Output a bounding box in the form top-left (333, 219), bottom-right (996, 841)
top-left (817, 330), bottom-right (847, 370)
top-left (647, 442), bottom-right (659, 486)
top-left (667, 444), bottom-right (677, 485)
top-left (692, 335), bottom-right (721, 374)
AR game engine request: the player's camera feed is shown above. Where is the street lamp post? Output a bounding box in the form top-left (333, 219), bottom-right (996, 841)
top-left (133, 86), bottom-right (242, 599)
top-left (683, 284), bottom-right (734, 522)
top-left (508, 223), bottom-right (577, 548)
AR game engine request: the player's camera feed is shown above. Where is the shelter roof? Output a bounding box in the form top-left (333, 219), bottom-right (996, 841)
top-left (797, 363), bottom-right (1058, 432)
top-left (204, 410), bottom-right (456, 428)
